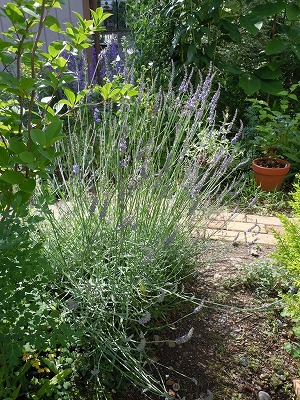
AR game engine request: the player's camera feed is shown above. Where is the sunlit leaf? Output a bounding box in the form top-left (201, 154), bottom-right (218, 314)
top-left (239, 73), bottom-right (261, 95)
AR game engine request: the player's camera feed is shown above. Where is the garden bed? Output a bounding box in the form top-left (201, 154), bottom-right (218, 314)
top-left (114, 241), bottom-right (299, 400)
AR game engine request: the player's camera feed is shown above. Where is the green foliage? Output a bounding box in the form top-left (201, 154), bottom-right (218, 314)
top-left (0, 210), bottom-right (82, 399)
top-left (126, 0), bottom-right (172, 79)
top-left (127, 0), bottom-right (300, 99)
top-left (273, 176), bottom-right (300, 363)
top-left (0, 1), bottom-right (111, 398)
top-left (236, 260), bottom-right (292, 297)
top-left (233, 173), bottom-right (292, 215)
top-left (0, 0), bottom-right (110, 213)
top-left (248, 84), bottom-right (300, 174)
top-left (38, 68), bottom-right (245, 397)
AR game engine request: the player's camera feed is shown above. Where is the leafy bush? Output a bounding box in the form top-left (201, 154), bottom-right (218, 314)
top-left (247, 85), bottom-right (300, 171)
top-left (0, 1), bottom-right (111, 398)
top-left (235, 260), bottom-right (293, 297)
top-left (0, 209), bottom-right (82, 399)
top-left (273, 175), bottom-right (300, 359)
top-left (127, 0), bottom-right (300, 99)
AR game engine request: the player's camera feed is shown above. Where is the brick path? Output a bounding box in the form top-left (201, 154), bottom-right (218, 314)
top-left (199, 212), bottom-right (286, 245)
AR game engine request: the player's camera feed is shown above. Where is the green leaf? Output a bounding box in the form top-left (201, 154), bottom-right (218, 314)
top-left (255, 66), bottom-right (282, 80)
top-left (0, 52), bottom-right (14, 65)
top-left (0, 147), bottom-right (9, 166)
top-left (19, 151), bottom-right (35, 163)
top-left (62, 87), bottom-right (76, 107)
top-left (54, 57), bottom-right (68, 69)
top-left (49, 368), bottom-right (73, 385)
top-left (187, 43), bottom-right (196, 64)
top-left (48, 41), bottom-right (64, 58)
top-left (239, 73), bottom-right (261, 95)
top-left (20, 6), bottom-right (39, 19)
top-left (11, 384), bottom-right (21, 400)
top-left (44, 15), bottom-right (61, 32)
top-left (31, 129), bottom-right (47, 147)
top-left (240, 15), bottom-right (263, 35)
top-left (265, 38), bottom-right (287, 55)
top-left (44, 119), bottom-right (64, 146)
top-left (4, 3), bottom-right (24, 23)
top-left (0, 170), bottom-right (24, 185)
top-left (293, 325), bottom-right (300, 337)
top-left (19, 77), bottom-right (36, 94)
top-left (19, 178), bottom-right (36, 193)
top-left (260, 79), bottom-right (284, 95)
top-left (9, 137), bottom-right (27, 154)
top-left (99, 82), bottom-right (112, 100)
top-left (41, 357), bottom-right (59, 374)
top-left (251, 1), bottom-right (286, 18)
top-left (286, 3), bottom-right (300, 20)
top-left (220, 20), bottom-right (241, 42)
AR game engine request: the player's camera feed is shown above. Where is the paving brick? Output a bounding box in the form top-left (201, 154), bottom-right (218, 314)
top-left (245, 232), bottom-right (277, 245)
top-left (194, 227), bottom-right (276, 245)
top-left (265, 225), bottom-right (285, 234)
top-left (246, 214), bottom-right (283, 226)
top-left (226, 221), bottom-right (267, 233)
top-left (198, 228), bottom-right (239, 241)
top-left (206, 220), bottom-right (228, 230)
top-left (210, 212), bottom-right (247, 222)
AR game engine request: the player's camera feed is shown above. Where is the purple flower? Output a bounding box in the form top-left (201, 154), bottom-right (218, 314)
top-left (72, 164), bottom-right (80, 175)
top-left (93, 108), bottom-right (101, 122)
top-left (118, 135), bottom-right (127, 154)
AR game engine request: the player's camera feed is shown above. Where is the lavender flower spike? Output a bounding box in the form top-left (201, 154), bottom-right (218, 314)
top-left (138, 311), bottom-right (151, 325)
top-left (175, 327), bottom-right (194, 344)
top-left (193, 300), bottom-right (205, 314)
top-left (72, 164), bottom-right (80, 175)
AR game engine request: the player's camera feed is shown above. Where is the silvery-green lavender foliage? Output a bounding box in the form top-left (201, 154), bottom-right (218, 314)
top-left (41, 66), bottom-right (245, 398)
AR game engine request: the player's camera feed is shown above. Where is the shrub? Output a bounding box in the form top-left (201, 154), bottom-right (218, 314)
top-left (273, 175), bottom-right (300, 358)
top-left (38, 67), bottom-right (246, 397)
top-left (0, 1), bottom-right (111, 398)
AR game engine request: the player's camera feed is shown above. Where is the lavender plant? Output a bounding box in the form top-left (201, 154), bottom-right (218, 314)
top-left (39, 67), bottom-right (245, 397)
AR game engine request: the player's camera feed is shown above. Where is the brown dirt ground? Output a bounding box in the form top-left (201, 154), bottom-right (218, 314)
top-left (115, 240), bottom-right (300, 400)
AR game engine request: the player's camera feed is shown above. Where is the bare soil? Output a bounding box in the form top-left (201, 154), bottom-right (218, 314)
top-left (116, 240), bottom-right (300, 400)
top-left (254, 159), bottom-right (288, 169)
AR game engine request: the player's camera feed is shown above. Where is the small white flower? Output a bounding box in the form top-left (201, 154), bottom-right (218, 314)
top-left (126, 48), bottom-right (134, 55)
top-left (115, 55), bottom-right (121, 62)
top-left (148, 62), bottom-right (153, 67)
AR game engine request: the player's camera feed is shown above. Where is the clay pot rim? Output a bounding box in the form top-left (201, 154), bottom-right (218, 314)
top-left (252, 157), bottom-right (290, 168)
top-left (252, 157), bottom-right (290, 177)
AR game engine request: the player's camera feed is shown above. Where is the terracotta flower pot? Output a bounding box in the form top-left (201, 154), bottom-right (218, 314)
top-left (252, 158), bottom-right (290, 192)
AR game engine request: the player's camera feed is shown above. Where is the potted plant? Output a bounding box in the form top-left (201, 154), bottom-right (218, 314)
top-left (249, 91), bottom-right (300, 191)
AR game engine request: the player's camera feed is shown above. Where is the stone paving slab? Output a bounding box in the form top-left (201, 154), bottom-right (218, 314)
top-left (198, 227), bottom-right (278, 245)
top-left (200, 212), bottom-right (287, 245)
